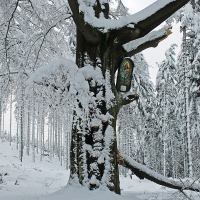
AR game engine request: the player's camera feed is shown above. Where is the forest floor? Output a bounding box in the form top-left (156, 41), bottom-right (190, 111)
top-left (0, 141), bottom-right (199, 200)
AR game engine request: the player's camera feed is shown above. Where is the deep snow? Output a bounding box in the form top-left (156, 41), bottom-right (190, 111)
top-left (0, 141), bottom-right (199, 200)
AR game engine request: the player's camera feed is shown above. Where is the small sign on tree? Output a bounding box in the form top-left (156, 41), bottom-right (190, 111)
top-left (116, 58), bottom-right (134, 92)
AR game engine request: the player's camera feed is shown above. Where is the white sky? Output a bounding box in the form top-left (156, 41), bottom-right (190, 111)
top-left (122, 0), bottom-right (183, 84)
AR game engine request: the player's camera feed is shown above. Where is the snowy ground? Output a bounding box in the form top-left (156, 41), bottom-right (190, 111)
top-left (0, 141), bottom-right (199, 200)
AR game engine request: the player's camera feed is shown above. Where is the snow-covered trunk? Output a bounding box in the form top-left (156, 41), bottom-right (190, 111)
top-left (183, 27), bottom-right (193, 177)
top-left (32, 98), bottom-right (35, 162)
top-left (0, 96), bottom-right (2, 140)
top-left (9, 93), bottom-right (12, 145)
top-left (40, 100), bottom-right (45, 161)
top-left (171, 135), bottom-right (175, 178)
top-left (64, 111), bottom-right (72, 169)
top-left (52, 113), bottom-right (55, 158)
top-left (47, 118), bottom-right (50, 154)
top-left (68, 27), bottom-right (124, 193)
top-left (19, 88), bottom-right (24, 162)
top-left (60, 121), bottom-right (63, 166)
top-left (55, 112), bottom-right (58, 156)
top-left (49, 116), bottom-right (52, 161)
top-left (36, 104), bottom-right (39, 154)
top-left (163, 86), bottom-right (166, 177)
top-left (2, 109), bottom-right (4, 137)
top-left (26, 99), bottom-right (31, 155)
top-left (16, 107), bottom-right (19, 150)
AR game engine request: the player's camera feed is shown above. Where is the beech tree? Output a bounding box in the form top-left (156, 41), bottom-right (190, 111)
top-left (2, 0), bottom-right (200, 196)
top-left (66, 0), bottom-right (191, 194)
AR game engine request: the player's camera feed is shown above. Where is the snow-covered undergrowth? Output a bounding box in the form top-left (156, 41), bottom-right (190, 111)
top-left (0, 141), bottom-right (199, 200)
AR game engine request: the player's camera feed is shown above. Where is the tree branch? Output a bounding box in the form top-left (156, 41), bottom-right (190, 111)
top-left (119, 153), bottom-right (200, 192)
top-left (112, 0), bottom-right (189, 46)
top-left (0, 71), bottom-right (28, 77)
top-left (71, 0), bottom-right (189, 46)
top-left (68, 0), bottom-right (101, 43)
top-left (123, 26), bottom-right (172, 57)
top-left (5, 0), bottom-right (20, 80)
top-left (26, 14), bottom-right (72, 71)
top-left (122, 92), bottom-right (139, 106)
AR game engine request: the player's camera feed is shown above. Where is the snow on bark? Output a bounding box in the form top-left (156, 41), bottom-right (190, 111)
top-left (105, 70), bottom-right (115, 109)
top-left (77, 0), bottom-right (180, 30)
top-left (101, 125), bottom-right (115, 189)
top-left (119, 153), bottom-right (200, 192)
top-left (123, 26), bottom-right (171, 53)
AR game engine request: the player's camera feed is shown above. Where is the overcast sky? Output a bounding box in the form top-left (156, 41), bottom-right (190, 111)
top-left (121, 0), bottom-right (183, 84)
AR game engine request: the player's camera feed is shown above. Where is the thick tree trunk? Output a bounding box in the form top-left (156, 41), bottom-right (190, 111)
top-left (68, 26), bottom-right (125, 193)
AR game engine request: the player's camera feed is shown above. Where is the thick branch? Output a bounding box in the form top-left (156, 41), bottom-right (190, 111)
top-left (72, 0), bottom-right (189, 46)
top-left (119, 153), bottom-right (200, 192)
top-left (123, 26), bottom-right (172, 57)
top-left (114, 0), bottom-right (189, 45)
top-left (136, 0), bottom-right (189, 36)
top-left (68, 0), bottom-right (101, 43)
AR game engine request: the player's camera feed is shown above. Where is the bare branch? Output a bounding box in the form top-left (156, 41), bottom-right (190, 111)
top-left (30, 15), bottom-right (72, 71)
top-left (0, 71), bottom-right (28, 77)
top-left (5, 0), bottom-right (20, 80)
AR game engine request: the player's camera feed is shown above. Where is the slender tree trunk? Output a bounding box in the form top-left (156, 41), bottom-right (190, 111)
top-left (2, 109), bottom-right (4, 140)
top-left (16, 107), bottom-right (19, 150)
top-left (0, 96), bottom-right (2, 140)
top-left (20, 88), bottom-right (24, 162)
top-left (27, 100), bottom-right (31, 155)
top-left (52, 112), bottom-right (55, 158)
top-left (9, 93), bottom-right (12, 145)
top-left (50, 116), bottom-right (52, 161)
top-left (183, 26), bottom-right (193, 177)
top-left (171, 135), bottom-right (175, 178)
top-left (37, 104), bottom-right (39, 154)
top-left (32, 98), bottom-right (35, 162)
top-left (163, 86), bottom-right (166, 177)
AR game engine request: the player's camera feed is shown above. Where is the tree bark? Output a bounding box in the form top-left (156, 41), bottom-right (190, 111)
top-left (119, 153), bottom-right (200, 192)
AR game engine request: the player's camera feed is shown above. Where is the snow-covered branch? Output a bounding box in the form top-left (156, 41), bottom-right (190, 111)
top-left (68, 0), bottom-right (102, 43)
top-left (119, 153), bottom-right (200, 192)
top-left (32, 14), bottom-right (72, 70)
top-left (4, 0), bottom-right (20, 80)
top-left (123, 26), bottom-right (172, 57)
top-left (70, 0), bottom-right (189, 45)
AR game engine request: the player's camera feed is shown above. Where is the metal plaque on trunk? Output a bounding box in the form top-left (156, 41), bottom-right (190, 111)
top-left (116, 58), bottom-right (134, 92)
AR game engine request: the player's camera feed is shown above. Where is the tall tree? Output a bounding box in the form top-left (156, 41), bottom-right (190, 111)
top-left (175, 1), bottom-right (200, 178)
top-left (65, 0), bottom-right (190, 193)
top-left (1, 0), bottom-right (196, 195)
top-left (156, 44), bottom-right (178, 177)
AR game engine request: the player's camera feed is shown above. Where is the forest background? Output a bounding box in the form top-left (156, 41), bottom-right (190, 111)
top-left (0, 0), bottom-right (199, 197)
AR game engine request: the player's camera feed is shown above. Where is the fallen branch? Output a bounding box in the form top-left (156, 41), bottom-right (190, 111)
top-left (119, 153), bottom-right (200, 192)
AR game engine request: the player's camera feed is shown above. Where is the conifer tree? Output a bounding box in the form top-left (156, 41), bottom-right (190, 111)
top-left (156, 44), bottom-right (178, 177)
